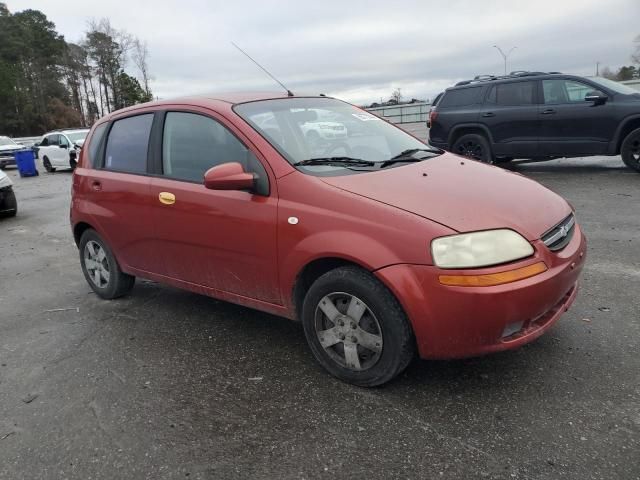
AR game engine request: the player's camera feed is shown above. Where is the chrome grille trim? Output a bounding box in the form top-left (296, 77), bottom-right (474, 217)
top-left (542, 213), bottom-right (575, 251)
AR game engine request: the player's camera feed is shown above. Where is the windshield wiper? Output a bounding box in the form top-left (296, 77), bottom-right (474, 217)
top-left (389, 148), bottom-right (441, 160)
top-left (293, 157), bottom-right (377, 167)
top-left (379, 148), bottom-right (441, 168)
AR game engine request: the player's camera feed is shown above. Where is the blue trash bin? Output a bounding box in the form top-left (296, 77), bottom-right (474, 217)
top-left (15, 149), bottom-right (38, 178)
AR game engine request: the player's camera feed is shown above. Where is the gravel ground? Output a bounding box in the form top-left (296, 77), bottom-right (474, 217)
top-left (0, 155), bottom-right (638, 480)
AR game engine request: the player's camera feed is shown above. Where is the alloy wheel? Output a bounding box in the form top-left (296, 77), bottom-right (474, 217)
top-left (456, 140), bottom-right (484, 161)
top-left (314, 292), bottom-right (383, 371)
top-left (84, 240), bottom-right (110, 288)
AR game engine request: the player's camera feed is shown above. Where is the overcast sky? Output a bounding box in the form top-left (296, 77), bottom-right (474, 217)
top-left (7, 0), bottom-right (640, 104)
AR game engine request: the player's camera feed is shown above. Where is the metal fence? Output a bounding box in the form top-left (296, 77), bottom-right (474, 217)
top-left (364, 102), bottom-right (431, 124)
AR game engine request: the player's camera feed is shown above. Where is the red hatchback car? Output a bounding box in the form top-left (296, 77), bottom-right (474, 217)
top-left (71, 93), bottom-right (586, 386)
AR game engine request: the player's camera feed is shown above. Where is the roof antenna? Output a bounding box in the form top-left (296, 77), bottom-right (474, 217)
top-left (231, 42), bottom-right (294, 97)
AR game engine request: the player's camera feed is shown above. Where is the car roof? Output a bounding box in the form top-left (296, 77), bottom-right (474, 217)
top-left (448, 71), bottom-right (567, 90)
top-left (109, 92), bottom-right (328, 116)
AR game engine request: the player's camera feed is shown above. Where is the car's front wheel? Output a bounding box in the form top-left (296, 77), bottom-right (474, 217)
top-left (301, 266), bottom-right (416, 387)
top-left (452, 133), bottom-right (493, 163)
top-left (79, 229), bottom-right (135, 299)
top-left (621, 127), bottom-right (640, 173)
top-left (0, 189), bottom-right (17, 217)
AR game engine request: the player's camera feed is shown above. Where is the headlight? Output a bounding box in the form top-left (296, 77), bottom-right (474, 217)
top-left (0, 175), bottom-right (12, 189)
top-left (431, 229), bottom-right (534, 269)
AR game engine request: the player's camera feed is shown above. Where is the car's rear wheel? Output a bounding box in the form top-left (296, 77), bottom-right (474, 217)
top-left (42, 156), bottom-right (55, 173)
top-left (79, 229), bottom-right (135, 299)
top-left (621, 127), bottom-right (640, 172)
top-left (452, 133), bottom-right (493, 163)
top-left (301, 266), bottom-right (416, 387)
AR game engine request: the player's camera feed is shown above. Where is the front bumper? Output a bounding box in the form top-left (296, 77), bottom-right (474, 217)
top-left (375, 224), bottom-right (587, 359)
top-left (0, 154), bottom-right (17, 167)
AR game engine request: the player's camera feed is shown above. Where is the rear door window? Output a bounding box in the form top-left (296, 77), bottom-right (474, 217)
top-left (104, 114), bottom-right (154, 173)
top-left (489, 81), bottom-right (536, 105)
top-left (87, 123), bottom-right (108, 167)
top-left (439, 87), bottom-right (482, 108)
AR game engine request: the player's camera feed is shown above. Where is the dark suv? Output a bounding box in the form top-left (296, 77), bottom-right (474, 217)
top-left (428, 72), bottom-right (640, 172)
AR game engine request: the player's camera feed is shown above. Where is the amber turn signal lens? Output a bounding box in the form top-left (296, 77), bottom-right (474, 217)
top-left (439, 261), bottom-right (548, 287)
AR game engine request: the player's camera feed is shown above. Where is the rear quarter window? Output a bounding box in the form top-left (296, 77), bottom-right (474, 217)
top-left (104, 114), bottom-right (154, 174)
top-left (87, 123), bottom-right (108, 167)
top-left (438, 87), bottom-right (482, 108)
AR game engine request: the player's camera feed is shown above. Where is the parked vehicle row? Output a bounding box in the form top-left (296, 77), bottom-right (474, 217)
top-left (70, 93), bottom-right (586, 386)
top-left (428, 71), bottom-right (640, 172)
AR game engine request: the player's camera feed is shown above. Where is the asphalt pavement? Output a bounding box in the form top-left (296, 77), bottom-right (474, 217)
top-left (0, 155), bottom-right (638, 480)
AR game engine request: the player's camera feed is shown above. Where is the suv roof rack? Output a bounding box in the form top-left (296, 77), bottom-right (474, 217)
top-left (454, 71), bottom-right (562, 87)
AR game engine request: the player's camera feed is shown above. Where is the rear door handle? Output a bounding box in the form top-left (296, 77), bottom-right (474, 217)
top-left (482, 112), bottom-right (495, 117)
top-left (91, 181), bottom-right (102, 191)
top-left (541, 109), bottom-right (556, 115)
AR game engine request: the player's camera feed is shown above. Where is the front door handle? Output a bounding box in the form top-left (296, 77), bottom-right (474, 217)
top-left (541, 109), bottom-right (556, 115)
top-left (91, 181), bottom-right (102, 192)
top-left (158, 192), bottom-right (176, 205)
top-left (482, 112), bottom-right (495, 117)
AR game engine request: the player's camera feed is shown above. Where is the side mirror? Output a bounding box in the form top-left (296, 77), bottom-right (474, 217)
top-left (585, 90), bottom-right (607, 105)
top-left (204, 162), bottom-right (255, 191)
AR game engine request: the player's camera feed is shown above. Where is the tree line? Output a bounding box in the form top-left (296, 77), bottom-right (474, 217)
top-left (0, 4), bottom-right (153, 136)
top-left (599, 35), bottom-right (640, 81)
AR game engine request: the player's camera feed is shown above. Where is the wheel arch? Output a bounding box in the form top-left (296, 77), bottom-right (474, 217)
top-left (448, 123), bottom-right (494, 147)
top-left (291, 257), bottom-right (371, 321)
top-left (73, 221), bottom-right (94, 247)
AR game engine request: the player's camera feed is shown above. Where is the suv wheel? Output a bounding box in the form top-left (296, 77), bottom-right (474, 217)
top-left (621, 127), bottom-right (640, 172)
top-left (301, 266), bottom-right (416, 387)
top-left (452, 134), bottom-right (493, 163)
top-left (79, 229), bottom-right (135, 299)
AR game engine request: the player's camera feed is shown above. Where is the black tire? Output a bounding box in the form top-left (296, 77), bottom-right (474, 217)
top-left (0, 189), bottom-right (17, 217)
top-left (69, 158), bottom-right (77, 170)
top-left (451, 133), bottom-right (493, 163)
top-left (621, 127), bottom-right (640, 173)
top-left (301, 266), bottom-right (416, 387)
top-left (42, 156), bottom-right (56, 173)
top-left (79, 229), bottom-right (135, 299)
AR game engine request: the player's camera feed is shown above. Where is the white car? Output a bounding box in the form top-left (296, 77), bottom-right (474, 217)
top-left (0, 136), bottom-right (23, 170)
top-left (0, 169), bottom-right (17, 217)
top-left (300, 121), bottom-right (348, 142)
top-left (38, 129), bottom-right (89, 172)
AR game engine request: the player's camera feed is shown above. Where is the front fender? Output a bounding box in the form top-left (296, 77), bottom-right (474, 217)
top-left (279, 230), bottom-right (403, 310)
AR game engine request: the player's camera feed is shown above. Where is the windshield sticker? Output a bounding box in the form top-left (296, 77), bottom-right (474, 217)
top-left (351, 113), bottom-right (382, 122)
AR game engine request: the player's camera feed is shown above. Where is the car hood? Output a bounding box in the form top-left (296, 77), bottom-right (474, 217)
top-left (0, 144), bottom-right (21, 152)
top-left (319, 153), bottom-right (572, 241)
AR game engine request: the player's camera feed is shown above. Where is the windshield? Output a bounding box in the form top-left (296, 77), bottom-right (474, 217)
top-left (66, 131), bottom-right (89, 143)
top-left (234, 97), bottom-right (438, 174)
top-left (0, 136), bottom-right (17, 147)
top-left (589, 77), bottom-right (639, 95)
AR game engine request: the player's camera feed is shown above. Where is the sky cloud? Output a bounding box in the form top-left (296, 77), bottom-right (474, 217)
top-left (7, 0), bottom-right (640, 104)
